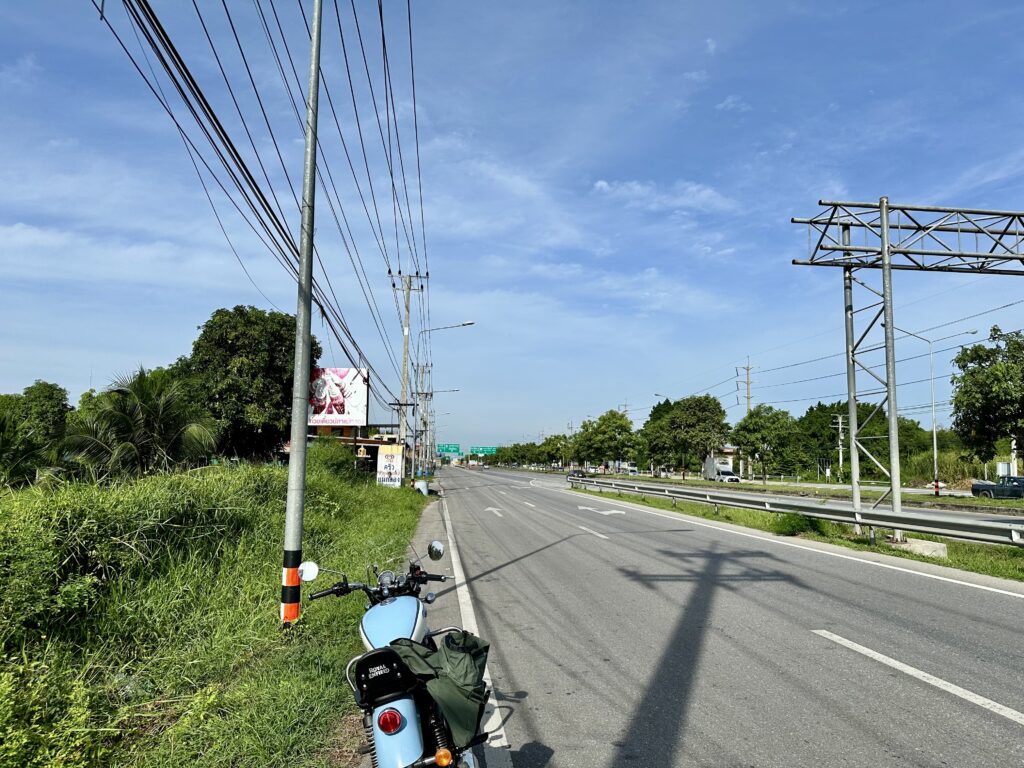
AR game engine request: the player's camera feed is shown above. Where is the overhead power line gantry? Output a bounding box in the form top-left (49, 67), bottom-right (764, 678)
top-left (793, 198), bottom-right (1024, 540)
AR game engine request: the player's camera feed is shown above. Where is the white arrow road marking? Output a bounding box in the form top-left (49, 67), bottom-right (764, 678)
top-left (578, 525), bottom-right (609, 540)
top-left (484, 507), bottom-right (503, 517)
top-left (523, 502), bottom-right (536, 508)
top-left (577, 505), bottom-right (625, 516)
top-left (813, 630), bottom-right (1024, 726)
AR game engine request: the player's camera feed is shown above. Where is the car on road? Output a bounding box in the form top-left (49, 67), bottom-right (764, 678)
top-left (567, 469), bottom-right (586, 480)
top-left (971, 476), bottom-right (1024, 499)
top-left (715, 470), bottom-right (741, 483)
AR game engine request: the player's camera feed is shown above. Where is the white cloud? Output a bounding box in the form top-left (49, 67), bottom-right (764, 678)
top-left (0, 54), bottom-right (39, 87)
top-left (683, 70), bottom-right (709, 82)
top-left (706, 38), bottom-right (717, 54)
top-left (715, 94), bottom-right (752, 112)
top-left (592, 178), bottom-right (734, 213)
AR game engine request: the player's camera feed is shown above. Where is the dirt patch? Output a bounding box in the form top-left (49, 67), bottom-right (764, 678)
top-left (324, 711), bottom-right (368, 767)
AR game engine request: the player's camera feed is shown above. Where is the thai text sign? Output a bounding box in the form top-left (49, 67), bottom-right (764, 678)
top-left (308, 368), bottom-right (369, 427)
top-left (376, 445), bottom-right (404, 488)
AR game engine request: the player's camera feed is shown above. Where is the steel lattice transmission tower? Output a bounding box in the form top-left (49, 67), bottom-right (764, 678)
top-left (792, 197), bottom-right (1024, 539)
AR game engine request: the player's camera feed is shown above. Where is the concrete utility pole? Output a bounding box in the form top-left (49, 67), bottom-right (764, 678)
top-left (397, 275), bottom-right (425, 479)
top-left (281, 0), bottom-right (324, 626)
top-left (735, 362), bottom-right (753, 415)
top-left (833, 414), bottom-right (845, 480)
top-left (743, 360), bottom-right (753, 414)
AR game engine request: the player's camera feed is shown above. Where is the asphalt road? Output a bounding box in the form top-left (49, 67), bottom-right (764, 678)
top-left (436, 466), bottom-right (1024, 768)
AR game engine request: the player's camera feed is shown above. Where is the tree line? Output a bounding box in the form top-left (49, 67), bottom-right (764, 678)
top-left (0, 306), bottom-right (321, 488)
top-left (485, 327), bottom-right (1023, 485)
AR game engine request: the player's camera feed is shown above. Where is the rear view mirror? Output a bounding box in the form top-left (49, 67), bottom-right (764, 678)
top-left (427, 540), bottom-right (445, 561)
top-left (298, 561), bottom-right (320, 582)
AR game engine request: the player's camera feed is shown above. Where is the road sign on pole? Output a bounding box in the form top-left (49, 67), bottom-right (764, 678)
top-left (437, 443), bottom-right (460, 454)
top-left (469, 446), bottom-right (497, 455)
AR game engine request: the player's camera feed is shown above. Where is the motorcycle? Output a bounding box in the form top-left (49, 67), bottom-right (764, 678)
top-left (299, 541), bottom-right (490, 768)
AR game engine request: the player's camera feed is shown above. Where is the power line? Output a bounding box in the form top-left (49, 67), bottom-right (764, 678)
top-left (105, 0), bottom-right (406, 413)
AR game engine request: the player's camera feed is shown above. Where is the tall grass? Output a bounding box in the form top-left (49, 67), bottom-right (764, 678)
top-left (0, 453), bottom-right (425, 768)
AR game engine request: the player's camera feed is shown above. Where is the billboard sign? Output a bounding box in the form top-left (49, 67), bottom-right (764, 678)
top-left (376, 445), bottom-right (404, 488)
top-left (437, 443), bottom-right (460, 454)
top-left (308, 368), bottom-right (369, 427)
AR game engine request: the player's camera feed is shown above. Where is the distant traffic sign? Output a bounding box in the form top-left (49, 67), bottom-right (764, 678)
top-left (469, 446), bottom-right (497, 455)
top-left (437, 443), bottom-right (460, 454)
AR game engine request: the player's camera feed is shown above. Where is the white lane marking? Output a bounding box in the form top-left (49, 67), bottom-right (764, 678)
top-left (578, 505), bottom-right (625, 516)
top-left (553, 488), bottom-right (1024, 600)
top-left (484, 507), bottom-right (503, 517)
top-left (497, 490), bottom-right (506, 495)
top-left (578, 525), bottom-right (610, 540)
top-left (813, 630), bottom-right (1024, 726)
top-left (523, 502), bottom-right (536, 508)
top-left (440, 496), bottom-right (513, 761)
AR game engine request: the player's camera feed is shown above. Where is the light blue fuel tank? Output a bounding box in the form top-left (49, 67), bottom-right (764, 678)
top-left (359, 595), bottom-right (427, 650)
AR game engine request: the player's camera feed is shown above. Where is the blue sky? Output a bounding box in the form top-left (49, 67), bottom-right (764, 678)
top-left (2, 1), bottom-right (1024, 448)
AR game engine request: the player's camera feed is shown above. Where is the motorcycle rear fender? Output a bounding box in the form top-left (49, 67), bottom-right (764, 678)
top-left (372, 697), bottom-right (424, 768)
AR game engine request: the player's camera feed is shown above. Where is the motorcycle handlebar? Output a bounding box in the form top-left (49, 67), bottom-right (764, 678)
top-left (307, 569), bottom-right (445, 603)
top-left (308, 586), bottom-right (339, 600)
top-left (308, 580), bottom-right (368, 601)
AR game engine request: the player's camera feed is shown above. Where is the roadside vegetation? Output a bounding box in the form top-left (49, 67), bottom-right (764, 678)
top-left (0, 441), bottom-right (425, 768)
top-left (478, 327), bottom-right (1023, 492)
top-left (577, 488), bottom-right (1024, 583)
top-left (0, 305), bottom-right (423, 768)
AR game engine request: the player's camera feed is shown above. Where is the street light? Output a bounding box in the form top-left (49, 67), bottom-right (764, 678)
top-left (885, 325), bottom-right (977, 496)
top-left (405, 322), bottom-right (473, 479)
top-left (418, 321), bottom-right (475, 340)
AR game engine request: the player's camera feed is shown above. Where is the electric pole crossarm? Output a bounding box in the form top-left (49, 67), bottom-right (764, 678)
top-left (793, 201), bottom-right (1024, 275)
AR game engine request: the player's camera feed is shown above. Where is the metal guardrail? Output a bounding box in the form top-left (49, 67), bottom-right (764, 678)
top-left (569, 477), bottom-right (1024, 547)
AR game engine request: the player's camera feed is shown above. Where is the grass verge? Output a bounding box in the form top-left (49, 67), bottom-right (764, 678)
top-left (0, 447), bottom-right (426, 768)
top-left (576, 488), bottom-right (1024, 583)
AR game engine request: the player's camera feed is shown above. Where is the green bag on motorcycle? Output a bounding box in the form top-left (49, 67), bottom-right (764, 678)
top-left (389, 630), bottom-right (489, 748)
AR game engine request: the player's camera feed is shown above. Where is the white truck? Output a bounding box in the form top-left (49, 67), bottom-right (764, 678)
top-left (703, 455), bottom-right (738, 482)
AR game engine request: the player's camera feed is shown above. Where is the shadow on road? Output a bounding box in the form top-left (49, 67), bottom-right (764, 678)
top-left (433, 534), bottom-right (578, 600)
top-left (478, 740), bottom-right (554, 768)
top-left (607, 544), bottom-right (807, 766)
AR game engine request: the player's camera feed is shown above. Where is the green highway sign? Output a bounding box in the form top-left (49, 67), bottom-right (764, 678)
top-left (437, 443), bottom-right (460, 454)
top-left (469, 446), bottom-right (497, 455)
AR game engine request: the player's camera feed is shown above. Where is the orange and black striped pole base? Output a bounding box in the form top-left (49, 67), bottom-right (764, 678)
top-left (281, 549), bottom-right (302, 623)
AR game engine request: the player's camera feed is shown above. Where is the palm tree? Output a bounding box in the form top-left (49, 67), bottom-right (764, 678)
top-left (0, 411), bottom-right (43, 488)
top-left (65, 368), bottom-right (216, 478)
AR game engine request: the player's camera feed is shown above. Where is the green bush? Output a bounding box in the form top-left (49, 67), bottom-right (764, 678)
top-left (772, 513), bottom-right (829, 536)
top-left (0, 458), bottom-right (425, 768)
top-left (306, 438), bottom-right (362, 481)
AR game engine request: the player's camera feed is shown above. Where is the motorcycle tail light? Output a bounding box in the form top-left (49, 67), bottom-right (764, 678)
top-left (377, 708), bottom-right (402, 735)
top-left (435, 748), bottom-right (453, 766)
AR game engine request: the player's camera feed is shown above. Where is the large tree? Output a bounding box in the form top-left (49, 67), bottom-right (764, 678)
top-left (732, 405), bottom-right (796, 484)
top-left (173, 306), bottom-right (322, 457)
top-left (21, 380), bottom-right (71, 452)
top-left (951, 326), bottom-right (1024, 461)
top-left (575, 410), bottom-right (634, 467)
top-left (673, 395), bottom-right (730, 470)
top-left (0, 410), bottom-right (44, 488)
